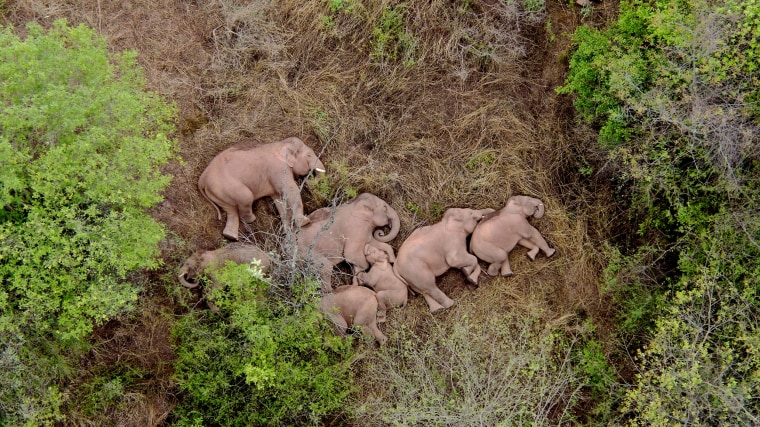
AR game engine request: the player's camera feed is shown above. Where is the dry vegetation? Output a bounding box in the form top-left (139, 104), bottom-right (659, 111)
top-left (3, 0), bottom-right (622, 424)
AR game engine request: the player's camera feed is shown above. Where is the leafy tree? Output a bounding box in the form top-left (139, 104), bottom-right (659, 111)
top-left (171, 262), bottom-right (355, 426)
top-left (0, 20), bottom-right (176, 424)
top-left (559, 0), bottom-right (760, 424)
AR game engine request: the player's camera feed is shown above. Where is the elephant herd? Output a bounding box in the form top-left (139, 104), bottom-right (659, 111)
top-left (179, 137), bottom-right (556, 345)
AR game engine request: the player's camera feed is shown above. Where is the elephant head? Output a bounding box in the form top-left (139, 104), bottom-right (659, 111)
top-left (443, 207), bottom-right (496, 234)
top-left (178, 251), bottom-right (212, 289)
top-left (506, 195), bottom-right (544, 219)
top-left (351, 193), bottom-right (400, 243)
top-left (178, 244), bottom-right (271, 289)
top-left (281, 137), bottom-right (326, 177)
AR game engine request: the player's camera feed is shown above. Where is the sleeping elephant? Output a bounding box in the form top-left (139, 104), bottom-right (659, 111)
top-left (297, 193), bottom-right (400, 292)
top-left (178, 243), bottom-right (271, 312)
top-left (198, 137), bottom-right (325, 241)
top-left (356, 244), bottom-right (408, 323)
top-left (393, 208), bottom-right (494, 313)
top-left (319, 285), bottom-right (388, 345)
top-left (470, 195), bottom-right (556, 277)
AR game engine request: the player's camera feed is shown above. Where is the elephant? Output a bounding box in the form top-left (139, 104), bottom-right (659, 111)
top-left (470, 195), bottom-right (556, 277)
top-left (393, 208), bottom-right (494, 313)
top-left (356, 244), bottom-right (408, 323)
top-left (319, 285), bottom-right (388, 345)
top-left (178, 242), bottom-right (271, 312)
top-left (297, 193), bottom-right (400, 292)
top-left (198, 136), bottom-right (326, 241)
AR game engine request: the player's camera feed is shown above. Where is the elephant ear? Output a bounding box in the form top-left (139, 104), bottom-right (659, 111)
top-left (443, 209), bottom-right (466, 233)
top-left (351, 199), bottom-right (374, 222)
top-left (281, 138), bottom-right (304, 168)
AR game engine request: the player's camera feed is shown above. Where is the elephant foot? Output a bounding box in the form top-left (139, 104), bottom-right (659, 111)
top-left (222, 230), bottom-right (239, 241)
top-left (295, 215), bottom-right (310, 227)
top-left (487, 264), bottom-right (501, 276)
top-left (466, 283), bottom-right (478, 291)
top-left (527, 248), bottom-right (539, 261)
top-left (545, 248), bottom-right (556, 258)
top-left (241, 212), bottom-right (256, 224)
top-left (500, 268), bottom-right (514, 277)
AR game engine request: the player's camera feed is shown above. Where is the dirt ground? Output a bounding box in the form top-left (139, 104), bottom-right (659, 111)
top-left (4, 0), bottom-right (621, 424)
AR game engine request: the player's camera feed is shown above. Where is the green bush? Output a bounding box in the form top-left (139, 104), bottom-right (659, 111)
top-left (560, 0), bottom-right (760, 424)
top-left (0, 20), bottom-right (176, 424)
top-left (170, 262), bottom-right (355, 427)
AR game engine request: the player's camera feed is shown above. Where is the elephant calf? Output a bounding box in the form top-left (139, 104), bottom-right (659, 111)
top-left (394, 208), bottom-right (494, 313)
top-left (178, 243), bottom-right (271, 312)
top-left (356, 244), bottom-right (407, 323)
top-left (470, 195), bottom-right (556, 277)
top-left (319, 285), bottom-right (387, 345)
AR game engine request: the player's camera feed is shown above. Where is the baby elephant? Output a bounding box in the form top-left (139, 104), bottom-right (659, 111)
top-left (356, 244), bottom-right (407, 323)
top-left (178, 243), bottom-right (271, 311)
top-left (319, 286), bottom-right (387, 345)
top-left (470, 195), bottom-right (556, 277)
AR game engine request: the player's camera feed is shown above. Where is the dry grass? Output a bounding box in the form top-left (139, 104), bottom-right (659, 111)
top-left (4, 0), bottom-right (621, 424)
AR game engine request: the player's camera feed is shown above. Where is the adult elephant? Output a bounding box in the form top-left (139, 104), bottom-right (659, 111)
top-left (393, 207), bottom-right (494, 313)
top-left (470, 195), bottom-right (555, 277)
top-left (298, 193), bottom-right (400, 292)
top-left (198, 136), bottom-right (325, 241)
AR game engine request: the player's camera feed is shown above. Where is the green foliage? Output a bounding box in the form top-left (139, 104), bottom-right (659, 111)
top-left (0, 20), bottom-right (176, 424)
top-left (621, 211), bottom-right (760, 425)
top-left (171, 262), bottom-right (355, 426)
top-left (561, 0), bottom-right (760, 423)
top-left (310, 159), bottom-right (359, 203)
top-left (371, 4), bottom-right (415, 65)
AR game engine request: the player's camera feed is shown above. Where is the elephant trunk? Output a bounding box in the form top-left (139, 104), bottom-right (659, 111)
top-left (178, 268), bottom-right (199, 289)
top-left (534, 199), bottom-right (545, 219)
top-left (374, 205), bottom-right (400, 243)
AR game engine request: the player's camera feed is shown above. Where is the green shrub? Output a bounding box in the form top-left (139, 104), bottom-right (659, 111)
top-left (560, 0), bottom-right (760, 423)
top-left (371, 4), bottom-right (415, 65)
top-left (0, 20), bottom-right (176, 424)
top-left (170, 262), bottom-right (355, 426)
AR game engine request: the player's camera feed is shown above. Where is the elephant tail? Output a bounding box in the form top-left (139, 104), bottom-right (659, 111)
top-left (392, 263), bottom-right (417, 296)
top-left (198, 174), bottom-right (223, 221)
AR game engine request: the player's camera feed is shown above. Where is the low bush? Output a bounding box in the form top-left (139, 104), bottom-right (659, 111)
top-left (351, 313), bottom-right (586, 426)
top-left (170, 261), bottom-right (355, 427)
top-left (0, 20), bottom-right (176, 424)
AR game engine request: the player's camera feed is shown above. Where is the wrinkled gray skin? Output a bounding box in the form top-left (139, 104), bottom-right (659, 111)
top-left (198, 137), bottom-right (326, 241)
top-left (394, 208), bottom-right (495, 313)
top-left (320, 285), bottom-right (388, 345)
top-left (356, 244), bottom-right (407, 323)
top-left (297, 193), bottom-right (400, 292)
top-left (470, 195), bottom-right (556, 277)
top-left (178, 243), bottom-right (271, 312)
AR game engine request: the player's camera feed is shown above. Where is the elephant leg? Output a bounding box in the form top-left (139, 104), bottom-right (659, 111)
top-left (222, 208), bottom-right (241, 241)
top-left (526, 226), bottom-right (555, 258)
top-left (446, 251), bottom-right (482, 285)
top-left (499, 259), bottom-right (514, 277)
top-left (367, 322), bottom-right (388, 345)
top-left (280, 182), bottom-right (308, 226)
top-left (312, 256), bottom-right (334, 292)
top-left (329, 314), bottom-right (349, 336)
top-left (375, 291), bottom-right (389, 323)
top-left (519, 238), bottom-right (540, 261)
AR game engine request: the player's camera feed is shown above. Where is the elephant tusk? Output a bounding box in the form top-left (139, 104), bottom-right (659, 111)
top-left (314, 168), bottom-right (326, 173)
